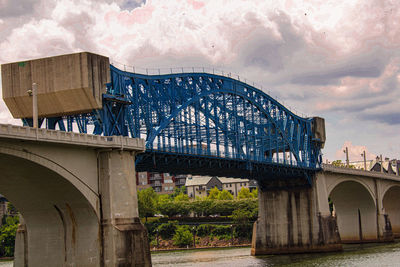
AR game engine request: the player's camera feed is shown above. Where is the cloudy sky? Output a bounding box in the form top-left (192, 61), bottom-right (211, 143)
top-left (0, 0), bottom-right (399, 162)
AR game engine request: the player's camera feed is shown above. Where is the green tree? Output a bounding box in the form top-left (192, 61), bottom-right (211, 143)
top-left (172, 225), bottom-right (193, 247)
top-left (208, 187), bottom-right (220, 200)
top-left (251, 188), bottom-right (258, 198)
top-left (174, 193), bottom-right (189, 202)
top-left (237, 187), bottom-right (252, 199)
top-left (6, 203), bottom-right (17, 215)
top-left (332, 159), bottom-right (355, 168)
top-left (171, 186), bottom-right (186, 199)
top-left (218, 189), bottom-right (233, 200)
top-left (0, 216), bottom-right (19, 257)
top-left (138, 188), bottom-right (157, 221)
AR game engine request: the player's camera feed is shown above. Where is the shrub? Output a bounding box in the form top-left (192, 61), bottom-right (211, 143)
top-left (144, 221), bottom-right (160, 239)
top-left (233, 223), bottom-right (253, 239)
top-left (196, 224), bottom-right (214, 237)
top-left (211, 225), bottom-right (231, 237)
top-left (173, 225), bottom-right (193, 247)
top-left (157, 221), bottom-right (178, 240)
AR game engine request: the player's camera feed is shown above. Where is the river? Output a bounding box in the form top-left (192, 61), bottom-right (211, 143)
top-left (2, 242), bottom-right (400, 266)
top-left (152, 242), bottom-right (400, 266)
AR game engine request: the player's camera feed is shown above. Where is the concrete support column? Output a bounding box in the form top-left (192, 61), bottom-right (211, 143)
top-left (99, 150), bottom-right (151, 266)
top-left (251, 175), bottom-right (342, 255)
top-left (14, 215), bottom-right (28, 267)
top-left (375, 180), bottom-right (393, 241)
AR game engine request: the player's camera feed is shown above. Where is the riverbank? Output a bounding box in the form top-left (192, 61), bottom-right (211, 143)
top-left (150, 236), bottom-right (251, 251)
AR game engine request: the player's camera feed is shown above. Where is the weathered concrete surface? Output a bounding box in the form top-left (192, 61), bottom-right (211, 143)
top-left (99, 150), bottom-right (151, 266)
top-left (0, 124), bottom-right (151, 266)
top-left (251, 177), bottom-right (342, 255)
top-left (322, 165), bottom-right (396, 243)
top-left (1, 52), bottom-right (109, 118)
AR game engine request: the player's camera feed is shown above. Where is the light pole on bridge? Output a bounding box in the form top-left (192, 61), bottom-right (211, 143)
top-left (343, 147), bottom-right (349, 167)
top-left (361, 151), bottom-right (367, 171)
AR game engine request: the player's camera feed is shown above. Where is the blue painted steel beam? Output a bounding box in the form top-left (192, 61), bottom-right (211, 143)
top-left (24, 64), bottom-right (323, 185)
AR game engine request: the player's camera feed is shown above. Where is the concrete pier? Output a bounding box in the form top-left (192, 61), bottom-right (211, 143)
top-left (99, 150), bottom-right (151, 266)
top-left (251, 176), bottom-right (342, 255)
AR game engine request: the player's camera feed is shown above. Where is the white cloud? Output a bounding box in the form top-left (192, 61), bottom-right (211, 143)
top-left (335, 141), bottom-right (376, 162)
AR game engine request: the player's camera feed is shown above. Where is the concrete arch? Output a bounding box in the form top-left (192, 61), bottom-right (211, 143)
top-left (329, 180), bottom-right (377, 242)
top-left (326, 176), bottom-right (376, 203)
top-left (382, 185), bottom-right (400, 237)
top-left (0, 151), bottom-right (101, 266)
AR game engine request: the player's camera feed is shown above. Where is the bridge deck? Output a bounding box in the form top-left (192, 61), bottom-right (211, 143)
top-left (0, 124), bottom-right (144, 151)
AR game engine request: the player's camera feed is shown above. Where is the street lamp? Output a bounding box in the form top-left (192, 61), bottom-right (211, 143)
top-left (192, 226), bottom-right (196, 248)
top-left (343, 147), bottom-right (349, 167)
top-left (230, 224), bottom-right (233, 246)
top-left (156, 228), bottom-right (159, 249)
top-left (361, 151), bottom-right (367, 171)
top-left (27, 83), bottom-right (38, 128)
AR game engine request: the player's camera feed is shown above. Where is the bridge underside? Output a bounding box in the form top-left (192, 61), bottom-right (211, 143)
top-left (136, 151), bottom-right (316, 188)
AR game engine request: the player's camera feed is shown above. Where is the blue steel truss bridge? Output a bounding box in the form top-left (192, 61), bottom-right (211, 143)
top-left (23, 63), bottom-right (325, 187)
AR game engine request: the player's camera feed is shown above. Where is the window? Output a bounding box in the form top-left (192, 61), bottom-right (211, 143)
top-left (230, 184), bottom-right (232, 187)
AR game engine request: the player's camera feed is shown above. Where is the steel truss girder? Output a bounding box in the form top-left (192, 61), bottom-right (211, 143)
top-left (109, 65), bottom-right (320, 170)
top-left (24, 64), bottom-right (323, 185)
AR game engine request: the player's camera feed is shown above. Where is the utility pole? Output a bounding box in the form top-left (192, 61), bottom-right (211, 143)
top-left (343, 147), bottom-right (349, 167)
top-left (361, 151), bottom-right (367, 171)
top-left (32, 83), bottom-right (38, 128)
top-left (380, 154), bottom-right (383, 173)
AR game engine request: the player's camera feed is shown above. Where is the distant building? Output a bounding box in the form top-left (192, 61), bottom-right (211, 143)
top-left (185, 176), bottom-right (252, 198)
top-left (340, 157), bottom-right (399, 175)
top-left (136, 172), bottom-right (188, 194)
top-left (370, 158), bottom-right (399, 175)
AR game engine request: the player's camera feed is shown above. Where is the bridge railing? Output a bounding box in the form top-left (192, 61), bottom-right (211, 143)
top-left (110, 61), bottom-right (309, 118)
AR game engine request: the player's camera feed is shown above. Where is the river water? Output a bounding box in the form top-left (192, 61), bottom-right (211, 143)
top-left (152, 242), bottom-right (400, 266)
top-left (2, 242), bottom-right (400, 266)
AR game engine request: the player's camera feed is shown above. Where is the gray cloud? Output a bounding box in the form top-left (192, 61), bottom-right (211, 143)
top-left (0, 0), bottom-right (36, 18)
top-left (290, 47), bottom-right (390, 85)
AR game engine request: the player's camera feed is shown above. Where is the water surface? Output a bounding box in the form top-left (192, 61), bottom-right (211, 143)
top-left (151, 242), bottom-right (400, 266)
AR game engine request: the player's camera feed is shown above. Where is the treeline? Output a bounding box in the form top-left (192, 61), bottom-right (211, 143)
top-left (138, 186), bottom-right (258, 220)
